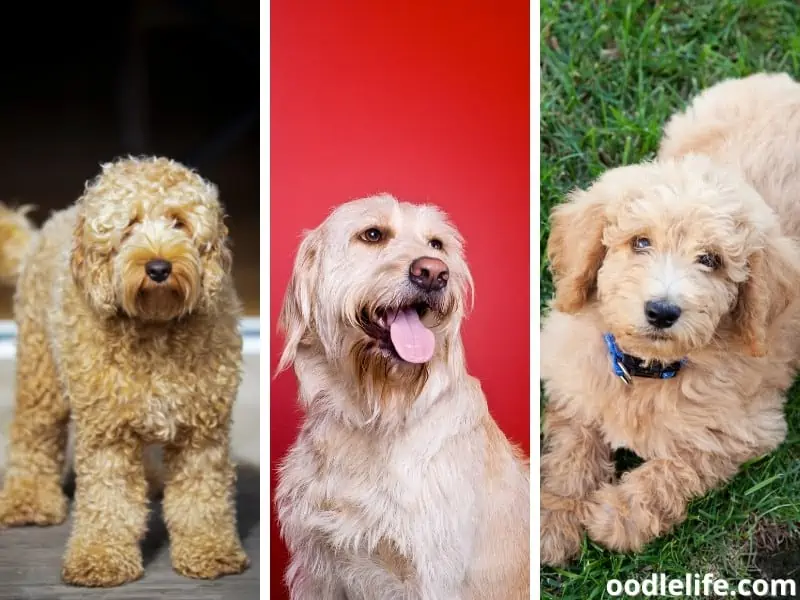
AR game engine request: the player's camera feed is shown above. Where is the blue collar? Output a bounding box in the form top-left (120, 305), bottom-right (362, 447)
top-left (603, 333), bottom-right (686, 385)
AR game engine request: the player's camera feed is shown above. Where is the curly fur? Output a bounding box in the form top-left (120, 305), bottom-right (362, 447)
top-left (0, 203), bottom-right (36, 285)
top-left (541, 74), bottom-right (800, 565)
top-left (275, 194), bottom-right (530, 599)
top-left (0, 156), bottom-right (248, 587)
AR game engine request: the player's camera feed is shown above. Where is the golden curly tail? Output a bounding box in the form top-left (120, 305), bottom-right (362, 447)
top-left (0, 203), bottom-right (37, 285)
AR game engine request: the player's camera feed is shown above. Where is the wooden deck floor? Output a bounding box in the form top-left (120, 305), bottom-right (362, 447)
top-left (0, 355), bottom-right (261, 599)
top-left (0, 464), bottom-right (260, 600)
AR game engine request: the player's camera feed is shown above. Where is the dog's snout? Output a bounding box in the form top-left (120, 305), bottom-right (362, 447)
top-left (145, 259), bottom-right (172, 283)
top-left (644, 299), bottom-right (682, 329)
top-left (409, 257), bottom-right (449, 292)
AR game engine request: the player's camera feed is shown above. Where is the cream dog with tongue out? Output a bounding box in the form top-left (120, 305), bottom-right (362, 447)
top-left (275, 193), bottom-right (530, 600)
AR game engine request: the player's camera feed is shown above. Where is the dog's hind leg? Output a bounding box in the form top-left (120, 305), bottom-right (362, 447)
top-left (0, 316), bottom-right (69, 526)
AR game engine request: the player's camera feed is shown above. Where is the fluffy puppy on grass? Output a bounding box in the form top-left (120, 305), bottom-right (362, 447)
top-left (276, 194), bottom-right (530, 600)
top-left (0, 156), bottom-right (248, 586)
top-left (541, 73), bottom-right (800, 564)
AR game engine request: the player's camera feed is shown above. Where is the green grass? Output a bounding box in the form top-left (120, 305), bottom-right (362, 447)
top-left (540, 1), bottom-right (800, 597)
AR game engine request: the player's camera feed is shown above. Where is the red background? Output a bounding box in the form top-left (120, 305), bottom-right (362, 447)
top-left (270, 1), bottom-right (530, 596)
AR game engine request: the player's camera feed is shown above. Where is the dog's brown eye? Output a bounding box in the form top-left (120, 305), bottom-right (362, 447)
top-left (697, 253), bottom-right (721, 269)
top-left (429, 238), bottom-right (443, 250)
top-left (632, 237), bottom-right (651, 251)
top-left (166, 213), bottom-right (187, 230)
top-left (361, 228), bottom-right (383, 243)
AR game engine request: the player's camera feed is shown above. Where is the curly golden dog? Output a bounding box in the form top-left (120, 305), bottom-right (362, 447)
top-left (541, 72), bottom-right (800, 565)
top-left (275, 194), bottom-right (530, 599)
top-left (0, 156), bottom-right (248, 586)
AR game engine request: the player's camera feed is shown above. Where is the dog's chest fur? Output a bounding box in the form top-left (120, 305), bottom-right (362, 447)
top-left (541, 311), bottom-right (788, 460)
top-left (48, 282), bottom-right (242, 444)
top-left (278, 385), bottom-right (485, 597)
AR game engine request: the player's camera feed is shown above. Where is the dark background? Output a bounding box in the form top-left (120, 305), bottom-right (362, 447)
top-left (0, 0), bottom-right (259, 316)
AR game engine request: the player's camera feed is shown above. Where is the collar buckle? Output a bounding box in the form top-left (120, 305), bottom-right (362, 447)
top-left (615, 359), bottom-right (633, 385)
top-left (603, 332), bottom-right (685, 384)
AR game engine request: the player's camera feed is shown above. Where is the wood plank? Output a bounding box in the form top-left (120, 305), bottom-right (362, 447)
top-left (0, 464), bottom-right (260, 599)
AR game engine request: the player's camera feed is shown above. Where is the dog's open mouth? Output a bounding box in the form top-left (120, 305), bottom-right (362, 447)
top-left (359, 301), bottom-right (437, 364)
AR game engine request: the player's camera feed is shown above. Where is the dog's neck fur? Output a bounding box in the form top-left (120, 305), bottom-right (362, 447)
top-left (112, 311), bottom-right (203, 337)
top-left (97, 281), bottom-right (239, 338)
top-left (292, 335), bottom-right (472, 434)
top-left (85, 293), bottom-right (240, 351)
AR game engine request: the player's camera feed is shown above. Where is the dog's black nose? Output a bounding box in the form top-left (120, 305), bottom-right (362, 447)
top-left (409, 257), bottom-right (449, 292)
top-left (645, 300), bottom-right (682, 329)
top-left (145, 259), bottom-right (172, 283)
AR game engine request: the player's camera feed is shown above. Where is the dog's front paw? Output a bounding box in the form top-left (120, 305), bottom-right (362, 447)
top-left (171, 537), bottom-right (249, 579)
top-left (582, 485), bottom-right (654, 553)
top-left (540, 492), bottom-right (585, 566)
top-left (62, 541), bottom-right (144, 587)
top-left (0, 475), bottom-right (68, 527)
top-left (541, 508), bottom-right (583, 566)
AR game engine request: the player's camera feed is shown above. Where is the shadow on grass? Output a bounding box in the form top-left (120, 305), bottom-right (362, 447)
top-left (751, 522), bottom-right (800, 598)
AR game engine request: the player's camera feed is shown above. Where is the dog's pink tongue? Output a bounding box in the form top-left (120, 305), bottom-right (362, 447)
top-left (389, 308), bottom-right (435, 363)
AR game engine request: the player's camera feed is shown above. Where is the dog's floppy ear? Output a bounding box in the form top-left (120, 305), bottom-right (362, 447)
top-left (210, 214), bottom-right (234, 276)
top-left (70, 209), bottom-right (117, 317)
top-left (276, 227), bottom-right (322, 373)
top-left (733, 236), bottom-right (800, 357)
top-left (198, 212), bottom-right (234, 313)
top-left (546, 188), bottom-right (607, 313)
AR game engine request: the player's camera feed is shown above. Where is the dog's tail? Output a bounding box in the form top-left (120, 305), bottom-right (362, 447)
top-left (0, 202), bottom-right (37, 285)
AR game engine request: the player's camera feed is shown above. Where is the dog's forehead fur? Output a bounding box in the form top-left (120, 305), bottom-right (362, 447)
top-left (594, 156), bottom-right (778, 272)
top-left (319, 193), bottom-right (464, 249)
top-left (80, 156), bottom-right (222, 238)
